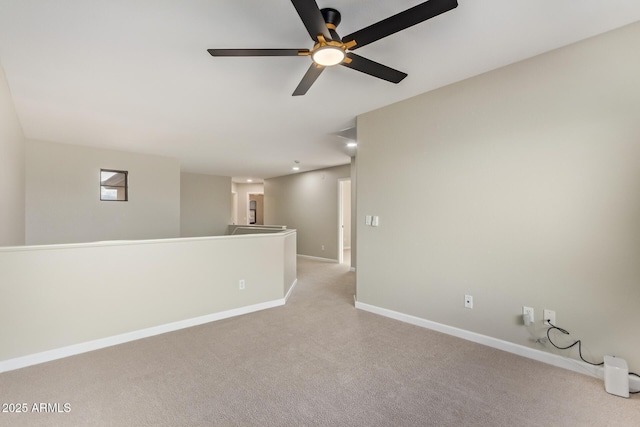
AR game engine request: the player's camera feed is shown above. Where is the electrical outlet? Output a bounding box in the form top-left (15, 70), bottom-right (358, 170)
top-left (464, 295), bottom-right (473, 309)
top-left (321, 245), bottom-right (325, 251)
top-left (522, 306), bottom-right (534, 324)
top-left (543, 309), bottom-right (556, 326)
top-left (239, 279), bottom-right (245, 290)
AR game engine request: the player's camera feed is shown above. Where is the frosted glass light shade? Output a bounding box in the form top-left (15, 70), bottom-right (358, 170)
top-left (312, 46), bottom-right (345, 66)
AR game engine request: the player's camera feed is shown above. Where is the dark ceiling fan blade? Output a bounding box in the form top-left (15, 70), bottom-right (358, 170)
top-left (342, 0), bottom-right (458, 50)
top-left (291, 0), bottom-right (332, 42)
top-left (208, 48), bottom-right (309, 57)
top-left (292, 63), bottom-right (324, 96)
top-left (342, 53), bottom-right (407, 83)
top-left (328, 28), bottom-right (341, 42)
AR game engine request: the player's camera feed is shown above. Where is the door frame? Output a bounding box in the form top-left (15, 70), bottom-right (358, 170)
top-left (231, 191), bottom-right (238, 225)
top-left (247, 192), bottom-right (264, 225)
top-left (338, 178), bottom-right (351, 264)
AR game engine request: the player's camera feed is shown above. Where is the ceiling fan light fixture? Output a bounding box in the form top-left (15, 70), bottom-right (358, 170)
top-left (209, 1), bottom-right (459, 95)
top-left (311, 45), bottom-right (345, 67)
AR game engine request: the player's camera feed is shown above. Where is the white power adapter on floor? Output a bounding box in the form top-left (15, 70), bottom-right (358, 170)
top-left (604, 355), bottom-right (629, 398)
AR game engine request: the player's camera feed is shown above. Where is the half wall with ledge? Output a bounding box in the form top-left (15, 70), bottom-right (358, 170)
top-left (0, 230), bottom-right (297, 373)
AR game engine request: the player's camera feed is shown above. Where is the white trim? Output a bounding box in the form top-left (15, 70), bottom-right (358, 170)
top-left (0, 229), bottom-right (297, 253)
top-left (337, 178), bottom-right (352, 266)
top-left (354, 300), bottom-right (640, 391)
top-left (231, 191), bottom-right (238, 225)
top-left (285, 278), bottom-right (298, 302)
top-left (1, 298), bottom-right (285, 374)
top-left (338, 178), bottom-right (348, 265)
top-left (297, 254), bottom-right (338, 263)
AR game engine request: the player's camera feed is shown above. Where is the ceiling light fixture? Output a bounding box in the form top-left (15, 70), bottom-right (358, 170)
top-left (311, 45), bottom-right (345, 67)
top-left (346, 142), bottom-right (357, 148)
top-left (247, 179), bottom-right (253, 183)
top-left (310, 35), bottom-right (347, 67)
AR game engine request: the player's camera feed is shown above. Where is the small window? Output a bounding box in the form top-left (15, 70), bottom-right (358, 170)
top-left (100, 169), bottom-right (128, 201)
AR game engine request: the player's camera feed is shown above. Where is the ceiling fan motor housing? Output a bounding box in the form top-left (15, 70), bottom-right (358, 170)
top-left (321, 8), bottom-right (341, 30)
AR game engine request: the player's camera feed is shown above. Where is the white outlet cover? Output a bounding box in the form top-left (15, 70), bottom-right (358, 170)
top-left (465, 295), bottom-right (473, 309)
top-left (543, 309), bottom-right (556, 326)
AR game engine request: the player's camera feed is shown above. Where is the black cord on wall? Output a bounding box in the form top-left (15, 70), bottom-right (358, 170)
top-left (546, 321), bottom-right (603, 366)
top-left (630, 373), bottom-right (640, 395)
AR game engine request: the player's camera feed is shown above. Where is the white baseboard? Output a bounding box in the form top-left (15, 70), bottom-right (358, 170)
top-left (297, 254), bottom-right (338, 263)
top-left (285, 278), bottom-right (298, 302)
top-left (355, 300), bottom-right (640, 391)
top-left (0, 298), bottom-right (286, 374)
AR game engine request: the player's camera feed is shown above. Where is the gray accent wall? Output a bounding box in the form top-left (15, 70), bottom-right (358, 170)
top-left (0, 64), bottom-right (25, 246)
top-left (180, 172), bottom-right (231, 237)
top-left (265, 164), bottom-right (351, 261)
top-left (26, 140), bottom-right (180, 245)
top-left (356, 23), bottom-right (640, 368)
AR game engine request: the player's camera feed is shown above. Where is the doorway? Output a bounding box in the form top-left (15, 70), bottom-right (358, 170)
top-left (248, 193), bottom-right (264, 225)
top-left (338, 179), bottom-right (351, 266)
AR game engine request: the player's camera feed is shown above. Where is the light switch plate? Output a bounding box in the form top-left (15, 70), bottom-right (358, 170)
top-left (365, 215), bottom-right (372, 225)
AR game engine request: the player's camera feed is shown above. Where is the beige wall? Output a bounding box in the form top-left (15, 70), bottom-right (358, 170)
top-left (0, 231), bottom-right (297, 365)
top-left (181, 172), bottom-right (232, 237)
top-left (26, 140), bottom-right (180, 245)
top-left (265, 164), bottom-right (351, 260)
top-left (357, 22), bottom-right (640, 369)
top-left (0, 64), bottom-right (25, 246)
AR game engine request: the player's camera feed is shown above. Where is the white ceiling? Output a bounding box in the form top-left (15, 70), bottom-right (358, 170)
top-left (1, 1), bottom-right (639, 181)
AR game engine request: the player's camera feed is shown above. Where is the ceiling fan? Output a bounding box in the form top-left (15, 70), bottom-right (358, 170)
top-left (208, 0), bottom-right (458, 96)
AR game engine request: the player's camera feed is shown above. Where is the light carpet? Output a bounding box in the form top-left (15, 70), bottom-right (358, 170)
top-left (1, 257), bottom-right (639, 426)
